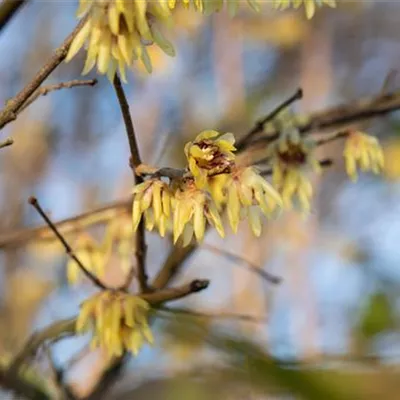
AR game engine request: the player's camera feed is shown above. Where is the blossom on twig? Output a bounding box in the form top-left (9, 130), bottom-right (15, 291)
top-left (343, 130), bottom-right (384, 182)
top-left (76, 290), bottom-right (153, 358)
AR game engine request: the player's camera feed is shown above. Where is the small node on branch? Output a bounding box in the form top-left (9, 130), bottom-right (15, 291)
top-left (190, 279), bottom-right (210, 292)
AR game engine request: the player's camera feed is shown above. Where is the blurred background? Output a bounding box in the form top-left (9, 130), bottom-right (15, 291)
top-left (1, 0), bottom-right (400, 398)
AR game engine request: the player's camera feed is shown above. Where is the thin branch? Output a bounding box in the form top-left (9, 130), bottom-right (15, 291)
top-left (0, 137), bottom-right (13, 149)
top-left (0, 0), bottom-right (27, 33)
top-left (9, 318), bottom-right (76, 376)
top-left (28, 197), bottom-right (108, 290)
top-left (113, 74), bottom-right (142, 171)
top-left (141, 279), bottom-right (210, 304)
top-left (19, 79), bottom-right (98, 113)
top-left (0, 198), bottom-right (130, 249)
top-left (159, 306), bottom-right (268, 324)
top-left (0, 16), bottom-right (88, 130)
top-left (136, 164), bottom-right (186, 180)
top-left (113, 73), bottom-right (148, 293)
top-left (237, 88), bottom-right (303, 150)
top-left (315, 130), bottom-right (349, 146)
top-left (260, 158), bottom-right (333, 177)
top-left (201, 243), bottom-right (281, 285)
top-left (249, 90), bottom-right (400, 147)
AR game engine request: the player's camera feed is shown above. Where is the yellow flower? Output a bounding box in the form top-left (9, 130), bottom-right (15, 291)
top-left (226, 166), bottom-right (282, 236)
top-left (76, 290), bottom-right (153, 358)
top-left (66, 233), bottom-right (111, 285)
top-left (343, 131), bottom-right (384, 182)
top-left (268, 132), bottom-right (320, 213)
top-left (132, 179), bottom-right (172, 237)
top-left (272, 0), bottom-right (336, 19)
top-left (173, 178), bottom-right (225, 245)
top-left (275, 167), bottom-right (313, 212)
top-left (66, 0), bottom-right (174, 80)
top-left (168, 0), bottom-right (260, 16)
top-left (184, 130), bottom-right (236, 189)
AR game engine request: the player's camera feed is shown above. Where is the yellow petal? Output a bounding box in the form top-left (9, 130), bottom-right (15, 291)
top-left (65, 19), bottom-right (92, 62)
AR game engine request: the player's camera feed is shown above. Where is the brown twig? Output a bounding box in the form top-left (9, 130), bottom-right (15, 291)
top-left (159, 306), bottom-right (268, 324)
top-left (0, 16), bottom-right (88, 130)
top-left (0, 137), bottom-right (13, 149)
top-left (136, 164), bottom-right (186, 180)
top-left (0, 0), bottom-right (27, 33)
top-left (19, 79), bottom-right (98, 113)
top-left (28, 197), bottom-right (108, 290)
top-left (237, 88), bottom-right (303, 150)
top-left (9, 318), bottom-right (76, 376)
top-left (260, 158), bottom-right (333, 177)
top-left (201, 243), bottom-right (281, 285)
top-left (315, 130), bottom-right (349, 147)
top-left (248, 90), bottom-right (400, 147)
top-left (0, 198), bottom-right (130, 249)
top-left (113, 74), bottom-right (148, 293)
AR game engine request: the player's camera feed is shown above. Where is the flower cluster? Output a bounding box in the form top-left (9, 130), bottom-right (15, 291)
top-left (343, 130), bottom-right (385, 182)
top-left (272, 0), bottom-right (337, 19)
top-left (76, 290), bottom-right (153, 357)
top-left (132, 179), bottom-right (172, 237)
top-left (67, 213), bottom-right (133, 285)
top-left (132, 131), bottom-right (283, 245)
top-left (267, 130), bottom-right (320, 213)
top-left (66, 0), bottom-right (174, 80)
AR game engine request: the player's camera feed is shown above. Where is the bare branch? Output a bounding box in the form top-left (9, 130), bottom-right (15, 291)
top-left (237, 88), bottom-right (303, 150)
top-left (28, 197), bottom-right (108, 290)
top-left (0, 198), bottom-right (130, 249)
top-left (19, 79), bottom-right (98, 114)
top-left (113, 74), bottom-right (148, 293)
top-left (0, 137), bottom-right (13, 149)
top-left (0, 16), bottom-right (88, 130)
top-left (201, 243), bottom-right (281, 285)
top-left (0, 0), bottom-right (27, 33)
top-left (248, 90), bottom-right (400, 147)
top-left (160, 306), bottom-right (268, 324)
top-left (9, 318), bottom-right (76, 376)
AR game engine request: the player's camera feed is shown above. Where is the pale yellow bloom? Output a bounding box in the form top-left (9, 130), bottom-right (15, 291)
top-left (168, 0), bottom-right (260, 17)
top-left (272, 0), bottom-right (336, 19)
top-left (173, 178), bottom-right (225, 245)
top-left (184, 130), bottom-right (236, 189)
top-left (66, 0), bottom-right (174, 80)
top-left (268, 132), bottom-right (320, 213)
top-left (132, 179), bottom-right (172, 237)
top-left (76, 291), bottom-right (153, 358)
top-left (226, 166), bottom-right (282, 236)
top-left (343, 131), bottom-right (384, 182)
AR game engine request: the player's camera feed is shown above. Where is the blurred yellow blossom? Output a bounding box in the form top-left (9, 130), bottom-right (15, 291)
top-left (226, 166), bottom-right (282, 235)
top-left (268, 132), bottom-right (320, 212)
top-left (382, 139), bottom-right (400, 181)
top-left (66, 0), bottom-right (174, 80)
top-left (272, 0), bottom-right (337, 19)
top-left (132, 179), bottom-right (172, 237)
top-left (173, 178), bottom-right (225, 245)
top-left (66, 233), bottom-right (111, 285)
top-left (184, 130), bottom-right (236, 189)
top-left (343, 131), bottom-right (384, 182)
top-left (76, 290), bottom-right (153, 358)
